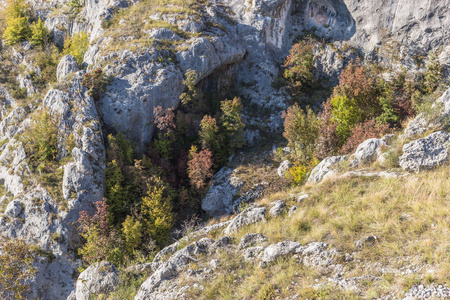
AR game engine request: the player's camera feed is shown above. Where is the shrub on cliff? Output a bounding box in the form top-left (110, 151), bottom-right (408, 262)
top-left (63, 31), bottom-right (89, 65)
top-left (0, 239), bottom-right (37, 300)
top-left (283, 38), bottom-right (317, 94)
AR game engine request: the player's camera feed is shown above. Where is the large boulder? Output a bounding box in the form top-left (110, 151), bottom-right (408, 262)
top-left (75, 261), bottom-right (119, 300)
top-left (307, 156), bottom-right (347, 184)
top-left (399, 131), bottom-right (450, 172)
top-left (201, 168), bottom-right (245, 216)
top-left (351, 135), bottom-right (393, 167)
top-left (56, 55), bottom-right (79, 83)
top-left (4, 200), bottom-right (22, 218)
top-left (223, 206), bottom-right (267, 235)
top-left (259, 241), bottom-right (302, 267)
top-left (277, 160), bottom-right (292, 177)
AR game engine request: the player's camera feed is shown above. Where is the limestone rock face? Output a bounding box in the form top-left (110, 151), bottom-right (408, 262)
top-left (307, 156), bottom-right (347, 185)
top-left (56, 55), bottom-right (79, 83)
top-left (75, 261), bottom-right (119, 300)
top-left (399, 131), bottom-right (450, 172)
top-left (97, 51), bottom-right (185, 152)
top-left (0, 71), bottom-right (105, 299)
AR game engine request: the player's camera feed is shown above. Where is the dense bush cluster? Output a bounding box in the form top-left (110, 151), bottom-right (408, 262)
top-left (78, 88), bottom-right (246, 267)
top-left (281, 39), bottom-right (446, 184)
top-left (2, 0), bottom-right (49, 46)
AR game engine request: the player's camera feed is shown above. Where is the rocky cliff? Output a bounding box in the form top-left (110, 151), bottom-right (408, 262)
top-left (0, 0), bottom-right (448, 298)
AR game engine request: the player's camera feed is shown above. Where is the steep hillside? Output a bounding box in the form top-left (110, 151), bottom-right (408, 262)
top-left (0, 0), bottom-right (448, 299)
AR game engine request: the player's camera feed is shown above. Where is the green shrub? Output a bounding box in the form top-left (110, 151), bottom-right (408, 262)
top-left (330, 95), bottom-right (360, 142)
top-left (3, 16), bottom-right (31, 45)
top-left (422, 51), bottom-right (443, 94)
top-left (33, 44), bottom-right (60, 83)
top-left (30, 18), bottom-right (49, 46)
top-left (22, 109), bottom-right (58, 163)
top-left (63, 31), bottom-right (89, 65)
top-left (0, 239), bottom-right (37, 300)
top-left (82, 67), bottom-right (109, 101)
top-left (122, 216), bottom-right (143, 255)
top-left (220, 97), bottom-right (245, 151)
top-left (179, 69), bottom-right (198, 105)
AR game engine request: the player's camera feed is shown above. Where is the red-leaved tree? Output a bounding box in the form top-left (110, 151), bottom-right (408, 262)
top-left (187, 146), bottom-right (213, 190)
top-left (339, 119), bottom-right (392, 154)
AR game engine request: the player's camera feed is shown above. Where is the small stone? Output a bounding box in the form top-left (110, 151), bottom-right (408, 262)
top-left (4, 200), bottom-right (22, 218)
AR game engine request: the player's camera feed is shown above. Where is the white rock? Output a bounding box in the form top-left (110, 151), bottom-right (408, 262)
top-left (307, 156), bottom-right (347, 184)
top-left (399, 131), bottom-right (450, 172)
top-left (56, 55), bottom-right (79, 83)
top-left (223, 207), bottom-right (267, 235)
top-left (269, 200), bottom-right (286, 217)
top-left (75, 261), bottom-right (119, 300)
top-left (4, 200), bottom-right (22, 218)
top-left (277, 160), bottom-right (292, 177)
top-left (351, 138), bottom-right (387, 167)
top-left (259, 241), bottom-right (302, 267)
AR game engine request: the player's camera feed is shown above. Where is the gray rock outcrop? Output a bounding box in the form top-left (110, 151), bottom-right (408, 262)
top-left (223, 206), bottom-right (267, 235)
top-left (277, 160), bottom-right (292, 177)
top-left (239, 233), bottom-right (268, 249)
top-left (351, 137), bottom-right (388, 167)
top-left (259, 240), bottom-right (302, 267)
top-left (201, 167), bottom-right (245, 216)
top-left (307, 156), bottom-right (347, 185)
top-left (56, 55), bottom-right (79, 83)
top-left (75, 261), bottom-right (119, 300)
top-left (399, 131), bottom-right (450, 172)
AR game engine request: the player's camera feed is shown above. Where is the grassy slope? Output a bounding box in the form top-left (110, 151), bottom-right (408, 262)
top-left (186, 164), bottom-right (450, 299)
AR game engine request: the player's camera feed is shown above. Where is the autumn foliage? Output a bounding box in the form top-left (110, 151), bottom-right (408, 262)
top-left (188, 146), bottom-right (214, 190)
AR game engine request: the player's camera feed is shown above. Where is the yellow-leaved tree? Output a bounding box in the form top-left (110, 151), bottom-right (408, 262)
top-left (2, 0), bottom-right (32, 45)
top-left (141, 176), bottom-right (174, 246)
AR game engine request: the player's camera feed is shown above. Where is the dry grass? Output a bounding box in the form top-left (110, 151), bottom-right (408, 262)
top-left (187, 163), bottom-right (450, 298)
top-left (98, 0), bottom-right (205, 54)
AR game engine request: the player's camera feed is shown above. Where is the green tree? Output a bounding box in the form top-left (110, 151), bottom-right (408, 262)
top-left (141, 176), bottom-right (174, 245)
top-left (199, 115), bottom-right (222, 152)
top-left (121, 216), bottom-right (143, 255)
top-left (179, 69), bottom-right (198, 105)
top-left (220, 97), bottom-right (245, 150)
top-left (3, 16), bottom-right (31, 45)
top-left (282, 103), bottom-right (320, 163)
top-left (2, 0), bottom-right (32, 45)
top-left (63, 31), bottom-right (89, 65)
top-left (30, 18), bottom-right (49, 46)
top-left (330, 95), bottom-right (360, 142)
top-left (105, 159), bottom-right (129, 226)
top-left (422, 51), bottom-right (443, 94)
